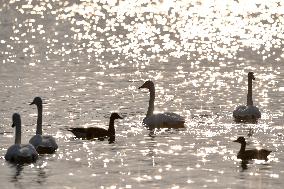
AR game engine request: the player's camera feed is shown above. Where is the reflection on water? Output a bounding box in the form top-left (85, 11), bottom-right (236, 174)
top-left (0, 0), bottom-right (284, 189)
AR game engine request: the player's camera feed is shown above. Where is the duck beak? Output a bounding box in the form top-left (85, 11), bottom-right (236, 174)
top-left (138, 84), bottom-right (146, 89)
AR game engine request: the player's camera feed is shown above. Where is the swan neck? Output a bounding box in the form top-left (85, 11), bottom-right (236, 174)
top-left (146, 87), bottom-right (155, 117)
top-left (247, 77), bottom-right (253, 106)
top-left (15, 123), bottom-right (21, 145)
top-left (36, 104), bottom-right (43, 135)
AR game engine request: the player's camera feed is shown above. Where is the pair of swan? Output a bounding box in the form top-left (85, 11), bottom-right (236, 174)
top-left (138, 72), bottom-right (260, 128)
top-left (5, 97), bottom-right (58, 164)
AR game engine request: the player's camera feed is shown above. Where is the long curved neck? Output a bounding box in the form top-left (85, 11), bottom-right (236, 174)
top-left (15, 124), bottom-right (21, 145)
top-left (146, 86), bottom-right (155, 117)
top-left (239, 142), bottom-right (246, 154)
top-left (247, 77), bottom-right (253, 106)
top-left (36, 104), bottom-right (43, 135)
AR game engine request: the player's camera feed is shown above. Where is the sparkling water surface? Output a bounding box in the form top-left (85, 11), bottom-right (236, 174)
top-left (0, 0), bottom-right (284, 188)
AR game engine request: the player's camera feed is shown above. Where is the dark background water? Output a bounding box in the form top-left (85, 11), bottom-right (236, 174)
top-left (0, 0), bottom-right (284, 188)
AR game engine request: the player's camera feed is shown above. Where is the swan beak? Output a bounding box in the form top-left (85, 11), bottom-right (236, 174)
top-left (233, 139), bottom-right (238, 142)
top-left (11, 123), bottom-right (15, 128)
top-left (30, 101), bottom-right (35, 105)
top-left (118, 115), bottom-right (123, 119)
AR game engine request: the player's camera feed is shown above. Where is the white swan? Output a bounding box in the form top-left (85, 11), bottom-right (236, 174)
top-left (233, 72), bottom-right (261, 122)
top-left (139, 80), bottom-right (185, 129)
top-left (29, 97), bottom-right (58, 154)
top-left (5, 113), bottom-right (38, 163)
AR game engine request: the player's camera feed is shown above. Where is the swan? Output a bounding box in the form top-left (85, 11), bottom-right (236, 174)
top-left (138, 80), bottom-right (185, 129)
top-left (233, 136), bottom-right (271, 161)
top-left (29, 97), bottom-right (58, 154)
top-left (68, 113), bottom-right (123, 142)
top-left (233, 72), bottom-right (261, 122)
top-left (5, 113), bottom-right (38, 163)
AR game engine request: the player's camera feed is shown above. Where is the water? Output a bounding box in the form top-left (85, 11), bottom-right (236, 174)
top-left (0, 0), bottom-right (284, 188)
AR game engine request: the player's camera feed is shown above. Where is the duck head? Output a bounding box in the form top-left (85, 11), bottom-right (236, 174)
top-left (30, 97), bottom-right (42, 106)
top-left (12, 113), bottom-right (21, 128)
top-left (110, 113), bottom-right (123, 120)
top-left (138, 80), bottom-right (154, 90)
top-left (233, 136), bottom-right (246, 144)
top-left (248, 72), bottom-right (255, 80)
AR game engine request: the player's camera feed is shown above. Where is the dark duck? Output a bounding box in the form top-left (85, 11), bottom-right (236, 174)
top-left (68, 113), bottom-right (123, 142)
top-left (233, 137), bottom-right (271, 161)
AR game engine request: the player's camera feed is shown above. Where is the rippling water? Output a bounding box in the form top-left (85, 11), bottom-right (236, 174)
top-left (1, 0), bottom-right (284, 188)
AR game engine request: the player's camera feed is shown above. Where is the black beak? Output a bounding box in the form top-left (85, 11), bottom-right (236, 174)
top-left (30, 101), bottom-right (34, 105)
top-left (12, 123), bottom-right (15, 128)
top-left (233, 140), bottom-right (238, 142)
top-left (118, 115), bottom-right (123, 119)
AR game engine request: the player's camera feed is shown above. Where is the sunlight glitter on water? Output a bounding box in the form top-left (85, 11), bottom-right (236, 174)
top-left (0, 0), bottom-right (284, 189)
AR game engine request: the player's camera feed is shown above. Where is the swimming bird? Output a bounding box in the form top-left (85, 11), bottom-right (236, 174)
top-left (68, 113), bottom-right (123, 142)
top-left (139, 80), bottom-right (185, 129)
top-left (5, 113), bottom-right (38, 163)
top-left (233, 136), bottom-right (271, 161)
top-left (233, 72), bottom-right (261, 123)
top-left (29, 97), bottom-right (58, 154)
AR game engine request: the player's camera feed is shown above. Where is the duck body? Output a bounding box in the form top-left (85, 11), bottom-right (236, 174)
top-left (139, 80), bottom-right (185, 129)
top-left (68, 113), bottom-right (123, 141)
top-left (236, 149), bottom-right (271, 161)
top-left (29, 97), bottom-right (58, 154)
top-left (234, 136), bottom-right (271, 161)
top-left (233, 72), bottom-right (261, 123)
top-left (5, 113), bottom-right (38, 164)
top-left (68, 127), bottom-right (109, 140)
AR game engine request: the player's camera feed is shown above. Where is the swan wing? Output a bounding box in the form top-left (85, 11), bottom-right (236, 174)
top-left (233, 105), bottom-right (261, 121)
top-left (143, 112), bottom-right (185, 129)
top-left (5, 144), bottom-right (38, 163)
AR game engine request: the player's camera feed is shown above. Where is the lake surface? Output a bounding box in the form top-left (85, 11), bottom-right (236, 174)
top-left (0, 0), bottom-right (284, 188)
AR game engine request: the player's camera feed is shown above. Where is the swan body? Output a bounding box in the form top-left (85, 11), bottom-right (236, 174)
top-left (68, 113), bottom-right (123, 142)
top-left (233, 105), bottom-right (261, 121)
top-left (233, 137), bottom-right (271, 161)
top-left (139, 80), bottom-right (185, 129)
top-left (233, 72), bottom-right (261, 122)
top-left (5, 113), bottom-right (38, 163)
top-left (29, 97), bottom-right (58, 154)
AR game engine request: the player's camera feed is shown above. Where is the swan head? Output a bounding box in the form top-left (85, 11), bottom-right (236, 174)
top-left (138, 80), bottom-right (154, 90)
top-left (248, 72), bottom-right (255, 80)
top-left (110, 113), bottom-right (123, 120)
top-left (12, 113), bottom-right (21, 128)
top-left (233, 136), bottom-right (246, 144)
top-left (30, 97), bottom-right (42, 106)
